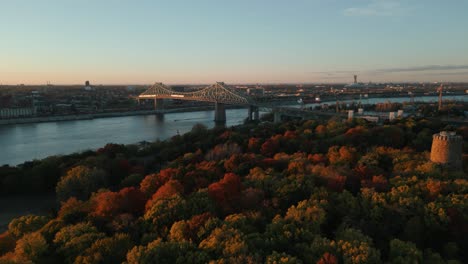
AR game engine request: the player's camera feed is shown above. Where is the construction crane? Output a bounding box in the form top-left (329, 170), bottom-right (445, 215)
top-left (437, 84), bottom-right (443, 111)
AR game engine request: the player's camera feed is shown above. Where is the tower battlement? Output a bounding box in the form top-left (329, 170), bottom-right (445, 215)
top-left (430, 131), bottom-right (463, 169)
top-left (432, 131), bottom-right (463, 142)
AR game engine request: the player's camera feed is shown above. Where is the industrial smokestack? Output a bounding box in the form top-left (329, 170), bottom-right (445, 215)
top-left (354, 75), bottom-right (357, 84)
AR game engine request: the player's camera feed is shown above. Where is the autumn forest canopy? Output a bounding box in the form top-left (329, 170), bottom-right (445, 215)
top-left (0, 117), bottom-right (467, 263)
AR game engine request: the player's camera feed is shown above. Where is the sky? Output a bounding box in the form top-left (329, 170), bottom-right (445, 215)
top-left (1, 0), bottom-right (468, 85)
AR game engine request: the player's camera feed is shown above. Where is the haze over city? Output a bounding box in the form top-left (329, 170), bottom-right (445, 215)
top-left (1, 0), bottom-right (468, 84)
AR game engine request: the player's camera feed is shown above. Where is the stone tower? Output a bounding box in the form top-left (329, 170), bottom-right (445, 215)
top-left (430, 131), bottom-right (463, 169)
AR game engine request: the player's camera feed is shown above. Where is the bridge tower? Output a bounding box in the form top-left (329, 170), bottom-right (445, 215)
top-left (214, 102), bottom-right (226, 123)
top-left (273, 111), bottom-right (281, 123)
top-left (248, 105), bottom-right (259, 121)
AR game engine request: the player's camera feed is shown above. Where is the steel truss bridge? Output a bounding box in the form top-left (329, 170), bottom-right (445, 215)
top-left (138, 82), bottom-right (343, 123)
top-left (139, 82), bottom-right (254, 106)
top-left (138, 82), bottom-right (261, 122)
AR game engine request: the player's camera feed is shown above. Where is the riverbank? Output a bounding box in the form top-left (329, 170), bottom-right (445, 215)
top-left (2, 94), bottom-right (465, 126)
top-left (0, 105), bottom-right (229, 125)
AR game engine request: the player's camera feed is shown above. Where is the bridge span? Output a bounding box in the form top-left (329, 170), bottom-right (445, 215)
top-left (138, 82), bottom-right (347, 123)
top-left (138, 82), bottom-right (260, 123)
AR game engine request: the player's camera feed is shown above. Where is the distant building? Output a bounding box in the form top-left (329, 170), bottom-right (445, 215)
top-left (84, 80), bottom-right (93, 91)
top-left (0, 95), bottom-right (13, 107)
top-left (360, 116), bottom-right (379, 123)
top-left (430, 131), bottom-right (463, 169)
top-left (247, 87), bottom-right (265, 96)
top-left (345, 75), bottom-right (366, 89)
top-left (0, 108), bottom-right (36, 119)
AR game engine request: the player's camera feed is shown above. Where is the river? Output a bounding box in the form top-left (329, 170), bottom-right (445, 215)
top-left (0, 95), bottom-right (466, 166)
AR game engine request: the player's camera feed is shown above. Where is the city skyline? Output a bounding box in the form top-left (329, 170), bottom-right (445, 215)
top-left (1, 0), bottom-right (468, 84)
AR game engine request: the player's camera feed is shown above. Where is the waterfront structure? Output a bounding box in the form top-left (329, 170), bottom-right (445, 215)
top-left (0, 108), bottom-right (36, 119)
top-left (430, 131), bottom-right (463, 169)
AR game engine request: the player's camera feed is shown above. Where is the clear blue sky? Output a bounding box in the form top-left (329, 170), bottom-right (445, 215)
top-left (1, 0), bottom-right (468, 84)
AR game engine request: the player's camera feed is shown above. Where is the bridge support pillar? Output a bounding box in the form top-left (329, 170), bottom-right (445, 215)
top-left (248, 105), bottom-right (259, 121)
top-left (154, 98), bottom-right (164, 110)
top-left (273, 111), bottom-right (281, 123)
top-left (214, 102), bottom-right (226, 123)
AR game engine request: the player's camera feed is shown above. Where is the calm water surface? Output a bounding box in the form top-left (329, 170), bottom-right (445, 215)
top-left (0, 109), bottom-right (248, 165)
top-left (0, 95), bottom-right (466, 165)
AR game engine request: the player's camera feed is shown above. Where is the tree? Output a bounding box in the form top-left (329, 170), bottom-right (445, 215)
top-left (169, 221), bottom-right (189, 243)
top-left (38, 219), bottom-right (66, 243)
top-left (126, 239), bottom-right (209, 264)
top-left (140, 173), bottom-right (169, 196)
top-left (335, 228), bottom-right (381, 264)
top-left (327, 146), bottom-right (358, 167)
top-left (199, 226), bottom-right (248, 258)
top-left (144, 195), bottom-right (188, 233)
top-left (13, 232), bottom-right (48, 263)
top-left (265, 251), bottom-right (303, 264)
top-left (371, 126), bottom-right (405, 148)
top-left (184, 213), bottom-right (216, 243)
top-left (0, 232), bottom-right (16, 256)
top-left (317, 252), bottom-right (338, 264)
top-left (248, 137), bottom-right (262, 153)
top-left (75, 233), bottom-right (133, 264)
top-left (344, 126), bottom-right (369, 147)
top-left (146, 180), bottom-right (184, 210)
top-left (53, 222), bottom-right (105, 263)
top-left (57, 198), bottom-right (89, 223)
top-left (92, 187), bottom-right (146, 219)
top-left (388, 239), bottom-right (422, 264)
top-left (205, 143), bottom-right (242, 161)
top-left (8, 215), bottom-right (49, 239)
top-left (261, 137), bottom-right (281, 157)
top-left (56, 166), bottom-right (108, 202)
top-left (240, 188), bottom-right (265, 210)
top-left (91, 191), bottom-right (120, 219)
top-left (315, 125), bottom-right (327, 137)
top-left (208, 173), bottom-right (242, 213)
top-left (120, 173), bottom-right (145, 188)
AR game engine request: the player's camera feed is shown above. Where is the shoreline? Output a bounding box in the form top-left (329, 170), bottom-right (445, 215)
top-left (1, 94), bottom-right (466, 126)
top-left (0, 105), bottom-right (241, 125)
